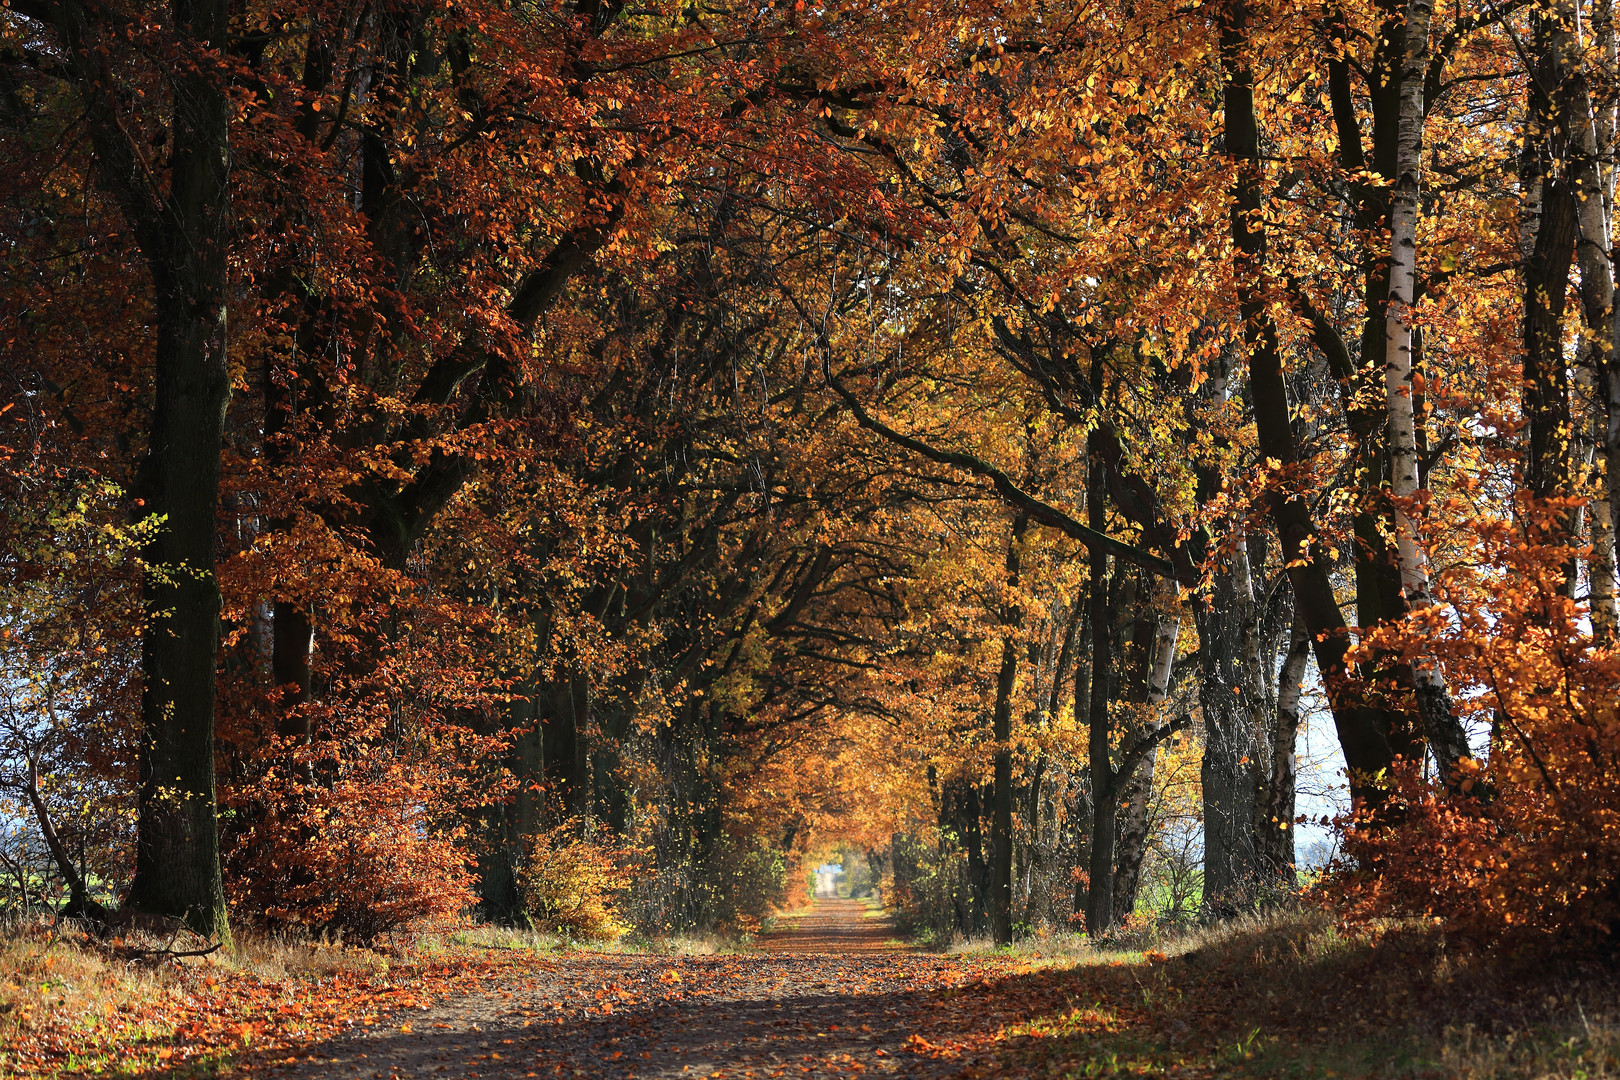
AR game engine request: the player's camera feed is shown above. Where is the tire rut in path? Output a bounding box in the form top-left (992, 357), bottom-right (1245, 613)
top-left (265, 900), bottom-right (969, 1079)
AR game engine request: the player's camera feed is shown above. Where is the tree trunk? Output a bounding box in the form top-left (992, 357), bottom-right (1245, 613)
top-left (1259, 610), bottom-right (1310, 885)
top-left (543, 673), bottom-right (592, 818)
top-left (1084, 455), bottom-right (1118, 936)
top-left (1225, 0), bottom-right (1416, 807)
top-left (1381, 0), bottom-right (1474, 787)
top-left (991, 635), bottom-right (1017, 945)
top-left (1588, 0), bottom-right (1620, 605)
top-left (263, 26), bottom-right (334, 739)
top-left (1524, 131), bottom-right (1579, 501)
top-left (1563, 0), bottom-right (1620, 634)
top-left (1197, 557), bottom-right (1261, 916)
top-left (115, 0), bottom-right (234, 942)
top-left (991, 513), bottom-right (1028, 945)
top-left (959, 780), bottom-right (991, 934)
top-left (477, 688), bottom-right (542, 922)
top-left (1112, 579), bottom-right (1180, 921)
top-left (271, 604), bottom-right (315, 736)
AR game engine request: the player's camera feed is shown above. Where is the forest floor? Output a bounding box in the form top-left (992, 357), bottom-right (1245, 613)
top-left (5, 900), bottom-right (1620, 1077)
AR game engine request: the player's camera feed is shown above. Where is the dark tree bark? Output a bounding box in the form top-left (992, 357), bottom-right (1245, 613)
top-left (1195, 562), bottom-right (1262, 915)
top-left (1523, 26), bottom-right (1580, 507)
top-left (990, 632), bottom-right (1018, 944)
top-left (543, 674), bottom-right (592, 818)
top-left (990, 513), bottom-right (1029, 946)
top-left (47, 0), bottom-right (236, 940)
top-left (1111, 574), bottom-right (1170, 921)
top-left (1084, 449), bottom-right (1119, 936)
top-left (477, 690), bottom-right (543, 922)
top-left (943, 777), bottom-right (991, 934)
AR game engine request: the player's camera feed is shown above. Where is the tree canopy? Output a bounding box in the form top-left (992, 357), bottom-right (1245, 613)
top-left (0, 0), bottom-right (1614, 953)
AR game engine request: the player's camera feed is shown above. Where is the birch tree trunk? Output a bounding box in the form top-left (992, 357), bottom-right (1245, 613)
top-left (1382, 0), bottom-right (1475, 786)
top-left (1566, 0), bottom-right (1620, 635)
top-left (1259, 611), bottom-right (1310, 885)
top-left (1568, 11), bottom-right (1620, 632)
top-left (1225, 0), bottom-right (1414, 809)
top-left (1590, 0), bottom-right (1620, 611)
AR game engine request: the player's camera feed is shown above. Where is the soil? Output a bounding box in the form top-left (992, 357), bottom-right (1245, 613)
top-left (264, 899), bottom-right (982, 1079)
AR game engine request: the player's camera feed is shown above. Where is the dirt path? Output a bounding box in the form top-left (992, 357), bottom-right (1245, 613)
top-left (759, 898), bottom-right (899, 954)
top-left (265, 901), bottom-right (987, 1079)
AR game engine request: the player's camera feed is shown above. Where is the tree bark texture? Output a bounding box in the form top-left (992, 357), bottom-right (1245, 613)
top-left (1524, 179), bottom-right (1579, 504)
top-left (1590, 0), bottom-right (1620, 610)
top-left (1112, 578), bottom-right (1180, 921)
top-left (72, 0), bottom-right (236, 941)
top-left (1556, 0), bottom-right (1620, 633)
top-left (1259, 610), bottom-right (1310, 884)
top-left (1226, 0), bottom-right (1417, 807)
top-left (1380, 0), bottom-right (1474, 786)
top-left (477, 690), bottom-right (543, 922)
top-left (543, 674), bottom-right (592, 818)
top-left (1084, 454), bottom-right (1118, 936)
top-left (1196, 555), bottom-right (1261, 916)
top-left (991, 513), bottom-right (1029, 946)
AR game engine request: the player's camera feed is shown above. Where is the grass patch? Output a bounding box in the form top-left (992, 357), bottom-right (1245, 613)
top-left (960, 910), bottom-right (1620, 1078)
top-left (0, 916), bottom-right (585, 1078)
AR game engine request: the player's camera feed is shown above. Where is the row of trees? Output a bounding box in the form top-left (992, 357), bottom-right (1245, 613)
top-left (1, 0), bottom-right (1615, 948)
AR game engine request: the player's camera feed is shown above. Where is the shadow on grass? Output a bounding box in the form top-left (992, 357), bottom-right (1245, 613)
top-left (983, 913), bottom-right (1620, 1079)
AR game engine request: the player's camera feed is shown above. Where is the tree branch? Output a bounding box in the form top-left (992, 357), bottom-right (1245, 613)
top-left (825, 369), bottom-right (1178, 577)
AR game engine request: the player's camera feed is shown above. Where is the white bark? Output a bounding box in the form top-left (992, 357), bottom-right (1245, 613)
top-left (1384, 0), bottom-right (1436, 611)
top-left (1564, 0), bottom-right (1619, 634)
top-left (1598, 0), bottom-right (1620, 637)
top-left (1264, 612), bottom-right (1311, 880)
top-left (1146, 581), bottom-right (1180, 707)
top-left (1384, 0), bottom-right (1474, 783)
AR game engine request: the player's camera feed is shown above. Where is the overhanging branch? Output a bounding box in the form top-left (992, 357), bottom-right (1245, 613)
top-left (825, 369), bottom-right (1178, 578)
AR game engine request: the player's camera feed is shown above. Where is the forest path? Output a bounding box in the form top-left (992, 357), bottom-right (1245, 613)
top-left (262, 902), bottom-right (999, 1079)
top-left (759, 897), bottom-right (900, 954)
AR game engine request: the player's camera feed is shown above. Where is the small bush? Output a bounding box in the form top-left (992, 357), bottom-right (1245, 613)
top-left (518, 823), bottom-right (633, 941)
top-left (224, 742), bottom-right (474, 944)
top-left (1333, 513), bottom-right (1620, 950)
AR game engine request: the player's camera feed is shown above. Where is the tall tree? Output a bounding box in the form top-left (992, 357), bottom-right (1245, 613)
top-left (1382, 0), bottom-right (1474, 784)
top-left (30, 0), bottom-right (236, 937)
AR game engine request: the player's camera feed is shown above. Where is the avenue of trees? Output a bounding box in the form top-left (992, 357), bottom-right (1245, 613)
top-left (0, 0), bottom-right (1614, 949)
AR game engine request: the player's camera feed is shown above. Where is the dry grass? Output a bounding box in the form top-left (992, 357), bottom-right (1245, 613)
top-left (0, 917), bottom-right (405, 1077)
top-left (10, 905), bottom-right (1620, 1078)
top-left (0, 922), bottom-right (168, 1044)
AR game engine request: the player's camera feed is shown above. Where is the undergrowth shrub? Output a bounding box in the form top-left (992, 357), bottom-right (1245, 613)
top-left (702, 834), bottom-right (786, 936)
top-left (519, 823), bottom-right (633, 941)
top-left (618, 830), bottom-right (786, 937)
top-left (223, 731), bottom-right (474, 944)
top-left (1334, 511), bottom-right (1620, 949)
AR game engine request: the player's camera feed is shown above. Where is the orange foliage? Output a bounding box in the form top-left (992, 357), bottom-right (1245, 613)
top-left (222, 726), bottom-right (477, 944)
top-left (1337, 504), bottom-right (1620, 946)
